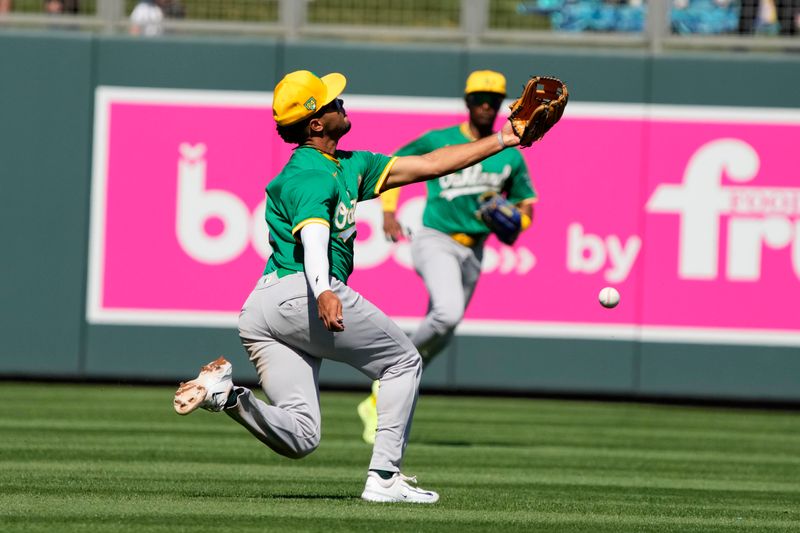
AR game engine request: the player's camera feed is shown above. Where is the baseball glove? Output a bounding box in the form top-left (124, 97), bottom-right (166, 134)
top-left (475, 191), bottom-right (522, 245)
top-left (508, 76), bottom-right (568, 147)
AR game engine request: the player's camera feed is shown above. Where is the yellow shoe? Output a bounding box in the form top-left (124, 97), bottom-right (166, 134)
top-left (357, 394), bottom-right (378, 445)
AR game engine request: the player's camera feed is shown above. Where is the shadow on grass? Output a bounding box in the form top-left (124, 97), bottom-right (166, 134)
top-left (417, 440), bottom-right (473, 447)
top-left (416, 439), bottom-right (523, 447)
top-left (269, 494), bottom-right (353, 500)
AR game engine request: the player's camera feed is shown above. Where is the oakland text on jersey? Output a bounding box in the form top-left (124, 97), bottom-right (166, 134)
top-left (334, 198), bottom-right (358, 232)
top-left (438, 163), bottom-right (513, 200)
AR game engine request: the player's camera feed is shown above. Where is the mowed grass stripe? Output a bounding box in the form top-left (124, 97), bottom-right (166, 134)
top-left (1, 496), bottom-right (797, 529)
top-left (0, 383), bottom-right (798, 532)
top-left (4, 438), bottom-right (799, 472)
top-left (2, 461), bottom-right (796, 495)
top-left (2, 494), bottom-right (797, 532)
top-left (3, 439), bottom-right (798, 487)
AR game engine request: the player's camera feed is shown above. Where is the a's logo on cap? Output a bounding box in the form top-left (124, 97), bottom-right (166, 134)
top-left (304, 97), bottom-right (317, 111)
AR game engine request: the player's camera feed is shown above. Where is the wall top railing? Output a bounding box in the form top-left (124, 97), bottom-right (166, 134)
top-left (1, 0), bottom-right (798, 53)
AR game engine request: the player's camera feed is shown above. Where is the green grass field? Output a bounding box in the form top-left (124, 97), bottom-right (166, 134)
top-left (1, 383), bottom-right (799, 532)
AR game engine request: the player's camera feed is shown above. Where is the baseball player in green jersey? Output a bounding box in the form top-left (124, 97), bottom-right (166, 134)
top-left (358, 70), bottom-right (537, 445)
top-left (173, 70), bottom-right (528, 504)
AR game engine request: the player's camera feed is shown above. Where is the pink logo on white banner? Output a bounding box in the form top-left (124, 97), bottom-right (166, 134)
top-left (88, 88), bottom-right (800, 344)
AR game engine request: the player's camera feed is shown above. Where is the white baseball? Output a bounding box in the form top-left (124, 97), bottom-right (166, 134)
top-left (598, 287), bottom-right (620, 308)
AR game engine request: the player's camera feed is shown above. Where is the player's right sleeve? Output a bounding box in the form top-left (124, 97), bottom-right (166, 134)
top-left (348, 151), bottom-right (397, 202)
top-left (282, 171), bottom-right (337, 237)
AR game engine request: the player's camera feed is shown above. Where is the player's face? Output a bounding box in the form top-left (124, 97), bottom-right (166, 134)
top-left (319, 98), bottom-right (351, 140)
top-left (466, 92), bottom-right (504, 129)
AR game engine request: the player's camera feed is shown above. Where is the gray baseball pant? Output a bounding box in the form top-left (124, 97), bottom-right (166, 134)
top-left (410, 227), bottom-right (483, 363)
top-left (232, 272), bottom-right (421, 472)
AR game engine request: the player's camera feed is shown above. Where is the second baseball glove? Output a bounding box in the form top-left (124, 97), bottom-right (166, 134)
top-left (508, 76), bottom-right (568, 147)
top-left (475, 191), bottom-right (522, 246)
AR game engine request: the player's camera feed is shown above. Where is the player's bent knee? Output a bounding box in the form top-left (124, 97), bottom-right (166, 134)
top-left (383, 348), bottom-right (422, 381)
top-left (272, 431), bottom-right (321, 459)
top-left (300, 434), bottom-right (321, 457)
top-left (407, 351), bottom-right (422, 373)
top-left (285, 439), bottom-right (320, 459)
top-left (401, 350), bottom-right (423, 379)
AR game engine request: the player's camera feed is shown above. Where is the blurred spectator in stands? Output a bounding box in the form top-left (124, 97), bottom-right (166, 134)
top-left (672, 0), bottom-right (739, 34)
top-left (44, 0), bottom-right (79, 14)
top-left (130, 0), bottom-right (164, 36)
top-left (518, 0), bottom-right (739, 34)
top-left (0, 0), bottom-right (12, 14)
top-left (739, 0), bottom-right (799, 35)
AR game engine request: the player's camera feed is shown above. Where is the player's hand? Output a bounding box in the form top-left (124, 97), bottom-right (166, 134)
top-left (500, 120), bottom-right (521, 148)
top-left (383, 211), bottom-right (405, 242)
top-left (317, 290), bottom-right (344, 332)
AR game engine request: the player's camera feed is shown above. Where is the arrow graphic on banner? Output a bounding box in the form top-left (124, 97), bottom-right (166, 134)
top-left (515, 247), bottom-right (536, 274)
top-left (482, 246), bottom-right (536, 275)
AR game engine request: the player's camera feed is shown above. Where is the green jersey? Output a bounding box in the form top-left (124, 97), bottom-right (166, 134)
top-left (265, 146), bottom-right (396, 283)
top-left (395, 123), bottom-right (536, 235)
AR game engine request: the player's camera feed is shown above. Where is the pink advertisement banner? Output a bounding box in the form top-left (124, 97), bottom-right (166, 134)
top-left (88, 87), bottom-right (800, 346)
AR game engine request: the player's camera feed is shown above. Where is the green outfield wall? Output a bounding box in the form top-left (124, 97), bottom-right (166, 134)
top-left (1, 30), bottom-right (798, 402)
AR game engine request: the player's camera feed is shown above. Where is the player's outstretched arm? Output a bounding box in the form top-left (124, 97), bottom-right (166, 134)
top-left (380, 121), bottom-right (520, 193)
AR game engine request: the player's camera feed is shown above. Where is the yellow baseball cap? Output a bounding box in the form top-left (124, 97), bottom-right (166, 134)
top-left (273, 70), bottom-right (347, 126)
top-left (464, 70), bottom-right (506, 96)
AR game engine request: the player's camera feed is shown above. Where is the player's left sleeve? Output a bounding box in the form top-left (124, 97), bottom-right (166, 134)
top-left (354, 151), bottom-right (398, 202)
top-left (504, 153), bottom-right (538, 206)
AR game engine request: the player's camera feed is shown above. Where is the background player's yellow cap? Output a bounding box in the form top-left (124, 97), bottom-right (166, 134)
top-left (273, 70), bottom-right (347, 126)
top-left (464, 70), bottom-right (506, 96)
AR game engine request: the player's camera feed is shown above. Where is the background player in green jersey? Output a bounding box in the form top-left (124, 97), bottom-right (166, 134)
top-left (173, 70), bottom-right (528, 504)
top-left (358, 70), bottom-right (537, 445)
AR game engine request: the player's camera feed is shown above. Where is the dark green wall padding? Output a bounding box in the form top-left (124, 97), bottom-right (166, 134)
top-left (1, 30), bottom-right (798, 402)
